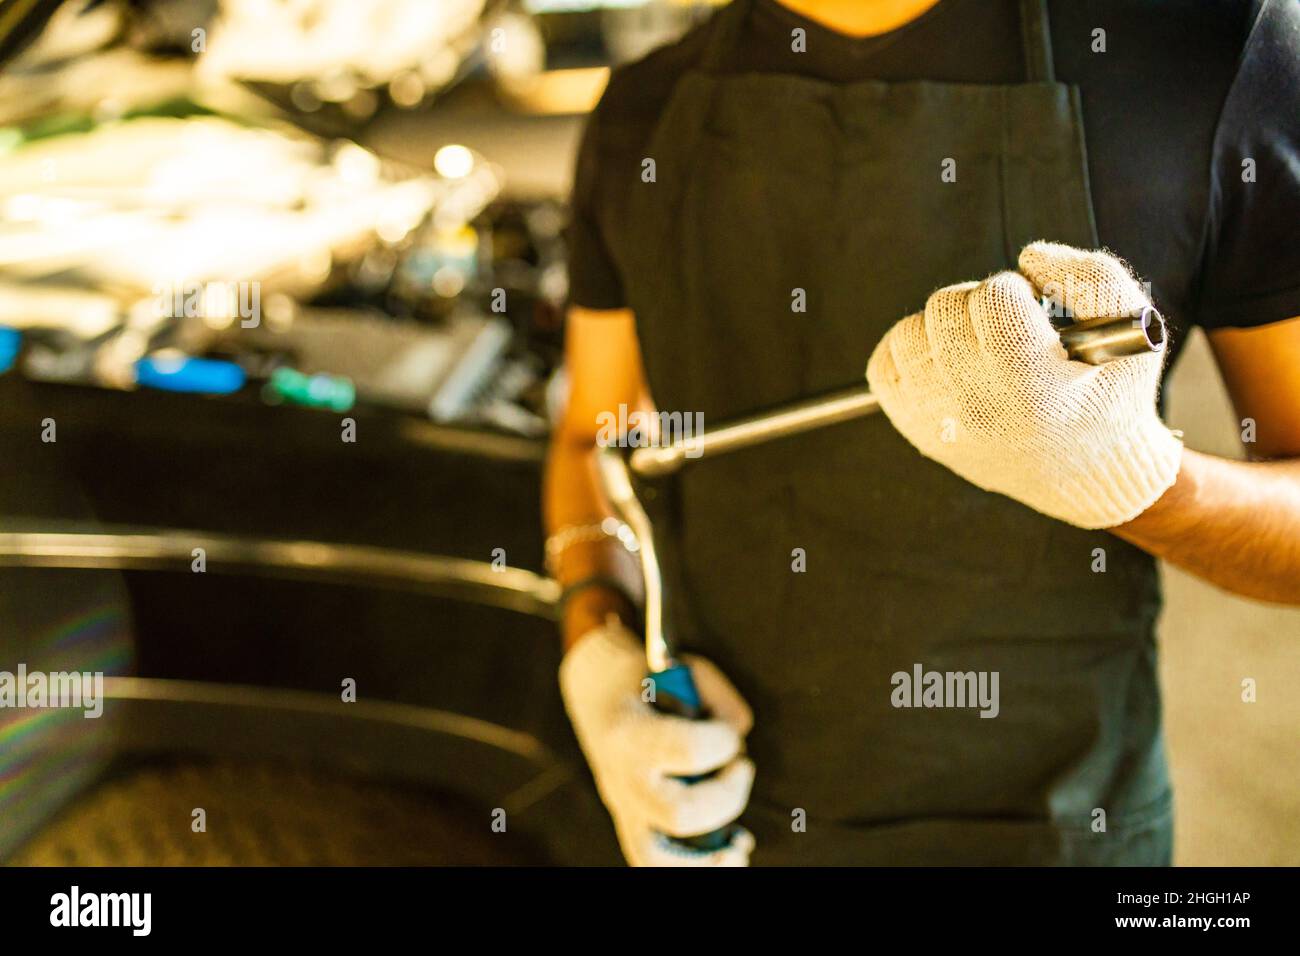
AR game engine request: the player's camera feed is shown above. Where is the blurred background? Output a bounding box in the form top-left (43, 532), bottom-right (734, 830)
top-left (0, 0), bottom-right (1293, 866)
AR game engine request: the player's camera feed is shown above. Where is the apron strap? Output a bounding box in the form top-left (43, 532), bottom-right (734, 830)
top-left (1019, 0), bottom-right (1056, 83)
top-left (700, 0), bottom-right (752, 72)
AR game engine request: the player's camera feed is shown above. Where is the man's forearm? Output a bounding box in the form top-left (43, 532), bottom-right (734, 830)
top-left (1114, 448), bottom-right (1300, 605)
top-left (543, 433), bottom-right (642, 648)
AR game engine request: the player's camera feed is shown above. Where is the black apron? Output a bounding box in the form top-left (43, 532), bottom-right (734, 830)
top-left (619, 0), bottom-right (1172, 865)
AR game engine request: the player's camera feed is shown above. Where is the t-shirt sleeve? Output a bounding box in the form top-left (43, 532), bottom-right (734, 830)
top-left (564, 107), bottom-right (629, 311)
top-left (1196, 0), bottom-right (1300, 329)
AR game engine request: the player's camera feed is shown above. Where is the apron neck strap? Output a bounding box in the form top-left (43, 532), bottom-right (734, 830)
top-left (1019, 0), bottom-right (1056, 83)
top-left (702, 0), bottom-right (1057, 83)
top-left (700, 0), bottom-right (752, 71)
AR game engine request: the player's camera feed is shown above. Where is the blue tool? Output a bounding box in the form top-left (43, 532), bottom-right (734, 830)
top-left (135, 354), bottom-right (245, 394)
top-left (0, 327), bottom-right (20, 375)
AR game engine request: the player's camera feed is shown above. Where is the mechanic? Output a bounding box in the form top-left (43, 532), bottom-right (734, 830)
top-left (545, 0), bottom-right (1300, 865)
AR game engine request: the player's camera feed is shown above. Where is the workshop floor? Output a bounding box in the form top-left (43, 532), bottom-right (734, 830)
top-left (11, 758), bottom-right (548, 866)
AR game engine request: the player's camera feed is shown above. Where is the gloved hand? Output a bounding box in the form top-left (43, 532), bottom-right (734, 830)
top-left (865, 242), bottom-right (1183, 529)
top-left (559, 620), bottom-right (755, 866)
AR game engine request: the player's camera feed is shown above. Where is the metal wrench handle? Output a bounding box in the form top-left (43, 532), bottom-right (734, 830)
top-left (594, 445), bottom-right (671, 672)
top-left (628, 307), bottom-right (1164, 478)
top-left (630, 387), bottom-right (880, 478)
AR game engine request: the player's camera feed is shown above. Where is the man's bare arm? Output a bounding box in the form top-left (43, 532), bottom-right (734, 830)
top-left (1113, 316), bottom-right (1300, 605)
top-left (543, 305), bottom-right (649, 648)
top-left (1115, 450), bottom-right (1300, 604)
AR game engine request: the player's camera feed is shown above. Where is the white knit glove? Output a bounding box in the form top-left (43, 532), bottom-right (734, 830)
top-left (865, 242), bottom-right (1183, 529)
top-left (559, 621), bottom-right (755, 867)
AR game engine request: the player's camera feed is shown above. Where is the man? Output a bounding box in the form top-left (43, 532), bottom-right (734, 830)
top-left (545, 0), bottom-right (1300, 866)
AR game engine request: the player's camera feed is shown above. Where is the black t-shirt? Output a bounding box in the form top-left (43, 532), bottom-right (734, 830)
top-left (567, 0), bottom-right (1300, 364)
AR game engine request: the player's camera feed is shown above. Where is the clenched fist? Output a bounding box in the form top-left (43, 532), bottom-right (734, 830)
top-left (560, 622), bottom-right (755, 866)
top-left (866, 242), bottom-right (1183, 529)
